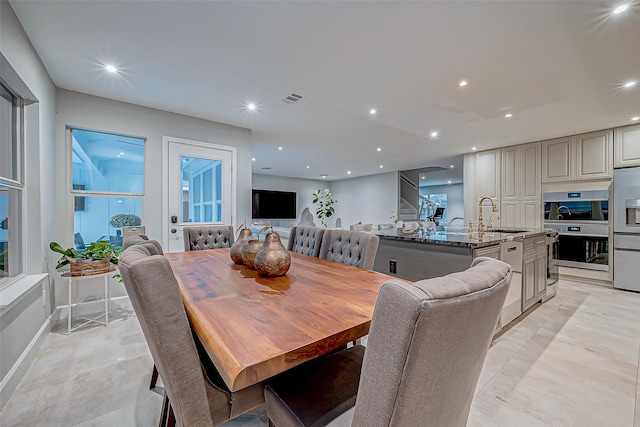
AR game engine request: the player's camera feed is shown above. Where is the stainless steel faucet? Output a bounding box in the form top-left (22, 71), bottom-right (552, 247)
top-left (478, 196), bottom-right (498, 231)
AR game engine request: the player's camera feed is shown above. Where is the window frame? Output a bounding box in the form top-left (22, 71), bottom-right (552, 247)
top-left (0, 80), bottom-right (26, 289)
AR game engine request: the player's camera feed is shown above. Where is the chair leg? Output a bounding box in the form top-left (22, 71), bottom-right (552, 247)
top-left (150, 365), bottom-right (159, 389)
top-left (159, 392), bottom-right (170, 427)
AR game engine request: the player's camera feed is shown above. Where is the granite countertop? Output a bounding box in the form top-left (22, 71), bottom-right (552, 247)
top-left (373, 226), bottom-right (552, 248)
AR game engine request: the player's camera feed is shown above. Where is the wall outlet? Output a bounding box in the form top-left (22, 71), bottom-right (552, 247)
top-left (389, 260), bottom-right (397, 274)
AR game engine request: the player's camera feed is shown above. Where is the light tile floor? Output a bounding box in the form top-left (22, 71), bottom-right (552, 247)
top-left (1, 279), bottom-right (639, 426)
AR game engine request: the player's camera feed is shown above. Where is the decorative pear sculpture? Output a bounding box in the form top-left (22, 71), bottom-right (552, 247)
top-left (231, 227), bottom-right (252, 264)
top-left (242, 238), bottom-right (263, 269)
top-left (255, 230), bottom-right (291, 277)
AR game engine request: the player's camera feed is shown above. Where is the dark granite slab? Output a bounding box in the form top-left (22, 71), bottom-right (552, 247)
top-left (373, 226), bottom-right (551, 249)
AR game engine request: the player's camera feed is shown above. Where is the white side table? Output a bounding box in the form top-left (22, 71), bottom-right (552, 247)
top-left (62, 268), bottom-right (115, 334)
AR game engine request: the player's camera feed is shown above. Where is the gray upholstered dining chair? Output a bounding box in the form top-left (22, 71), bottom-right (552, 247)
top-left (318, 229), bottom-right (379, 270)
top-left (287, 226), bottom-right (326, 257)
top-left (119, 245), bottom-right (265, 427)
top-left (264, 257), bottom-right (512, 427)
top-left (183, 225), bottom-right (234, 251)
top-left (122, 235), bottom-right (165, 389)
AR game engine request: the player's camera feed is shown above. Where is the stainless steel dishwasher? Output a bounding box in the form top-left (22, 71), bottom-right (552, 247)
top-left (500, 241), bottom-right (523, 327)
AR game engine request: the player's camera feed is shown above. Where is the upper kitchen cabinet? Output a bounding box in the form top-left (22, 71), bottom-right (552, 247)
top-left (542, 136), bottom-right (573, 182)
top-left (614, 123), bottom-right (640, 168)
top-left (542, 130), bottom-right (612, 182)
top-left (575, 129), bottom-right (612, 180)
top-left (502, 142), bottom-right (541, 200)
top-left (476, 149), bottom-right (501, 200)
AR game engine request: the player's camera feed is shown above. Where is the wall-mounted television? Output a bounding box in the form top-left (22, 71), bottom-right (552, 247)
top-left (252, 189), bottom-right (297, 219)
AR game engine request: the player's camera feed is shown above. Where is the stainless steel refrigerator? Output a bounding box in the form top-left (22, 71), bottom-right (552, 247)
top-left (613, 167), bottom-right (640, 292)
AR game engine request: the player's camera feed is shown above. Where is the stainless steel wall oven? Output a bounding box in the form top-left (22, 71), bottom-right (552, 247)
top-left (544, 190), bottom-right (609, 272)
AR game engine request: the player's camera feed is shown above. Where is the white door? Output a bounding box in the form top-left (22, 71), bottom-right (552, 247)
top-left (163, 137), bottom-right (235, 253)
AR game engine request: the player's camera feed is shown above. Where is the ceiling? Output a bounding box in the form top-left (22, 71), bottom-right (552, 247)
top-left (9, 1), bottom-right (640, 183)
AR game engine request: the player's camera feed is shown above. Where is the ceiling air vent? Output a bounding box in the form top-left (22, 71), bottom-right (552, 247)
top-left (282, 93), bottom-right (303, 104)
top-left (261, 167), bottom-right (272, 170)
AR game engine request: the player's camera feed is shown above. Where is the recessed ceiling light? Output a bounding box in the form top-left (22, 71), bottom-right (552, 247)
top-left (377, 147), bottom-right (382, 152)
top-left (632, 116), bottom-right (640, 121)
top-left (347, 171), bottom-right (351, 175)
top-left (251, 158), bottom-right (256, 162)
top-left (370, 109), bottom-right (377, 115)
top-left (613, 4), bottom-right (629, 14)
top-left (623, 81), bottom-right (637, 88)
top-left (379, 165), bottom-right (384, 168)
top-left (247, 103), bottom-right (257, 110)
top-left (472, 147), bottom-right (477, 151)
top-left (448, 180), bottom-right (452, 184)
top-left (430, 131), bottom-right (439, 138)
top-left (105, 64), bottom-right (118, 73)
top-left (321, 174), bottom-right (328, 179)
top-left (278, 146), bottom-right (283, 150)
top-left (450, 165), bottom-right (454, 168)
top-left (459, 80), bottom-right (468, 87)
top-left (505, 113), bottom-right (513, 118)
top-left (421, 176), bottom-right (425, 179)
top-left (306, 165), bottom-right (310, 168)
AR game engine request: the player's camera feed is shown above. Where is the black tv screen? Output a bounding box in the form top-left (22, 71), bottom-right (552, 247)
top-left (252, 189), bottom-right (297, 219)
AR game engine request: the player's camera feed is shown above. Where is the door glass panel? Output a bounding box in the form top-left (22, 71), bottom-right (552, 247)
top-left (180, 156), bottom-right (223, 223)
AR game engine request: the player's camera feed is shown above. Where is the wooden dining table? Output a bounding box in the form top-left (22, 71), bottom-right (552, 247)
top-left (165, 248), bottom-right (402, 392)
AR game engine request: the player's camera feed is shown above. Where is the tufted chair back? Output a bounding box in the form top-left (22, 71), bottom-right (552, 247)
top-left (183, 225), bottom-right (234, 251)
top-left (287, 226), bottom-right (326, 257)
top-left (123, 234), bottom-right (149, 249)
top-left (318, 229), bottom-right (380, 270)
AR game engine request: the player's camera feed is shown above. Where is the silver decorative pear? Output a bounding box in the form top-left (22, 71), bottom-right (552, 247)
top-left (255, 231), bottom-right (291, 277)
top-left (231, 228), bottom-right (252, 264)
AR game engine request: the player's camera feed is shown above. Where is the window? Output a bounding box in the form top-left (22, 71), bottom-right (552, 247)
top-left (421, 193), bottom-right (447, 225)
top-left (0, 82), bottom-right (24, 287)
top-left (70, 128), bottom-right (145, 248)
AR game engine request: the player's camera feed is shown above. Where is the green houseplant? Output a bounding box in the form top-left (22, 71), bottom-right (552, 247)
top-left (312, 189), bottom-right (337, 228)
top-left (49, 241), bottom-right (122, 273)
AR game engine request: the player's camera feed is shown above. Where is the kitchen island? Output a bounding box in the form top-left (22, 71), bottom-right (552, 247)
top-left (372, 226), bottom-right (555, 329)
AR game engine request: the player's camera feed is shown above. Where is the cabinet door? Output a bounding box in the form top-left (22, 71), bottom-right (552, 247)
top-left (476, 149), bottom-right (501, 200)
top-left (521, 201), bottom-right (541, 229)
top-left (535, 251), bottom-right (547, 300)
top-left (542, 137), bottom-right (573, 182)
top-left (521, 142), bottom-right (541, 200)
top-left (501, 146), bottom-right (520, 201)
top-left (614, 124), bottom-right (640, 168)
top-left (576, 130), bottom-right (612, 180)
top-left (500, 202), bottom-right (519, 228)
top-left (522, 254), bottom-right (537, 311)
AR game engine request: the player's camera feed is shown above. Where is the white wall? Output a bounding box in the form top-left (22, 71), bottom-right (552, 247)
top-left (251, 174), bottom-right (328, 228)
top-left (330, 172), bottom-right (398, 228)
top-left (1, 0), bottom-right (57, 409)
top-left (54, 89), bottom-right (252, 307)
top-left (420, 183), bottom-right (464, 225)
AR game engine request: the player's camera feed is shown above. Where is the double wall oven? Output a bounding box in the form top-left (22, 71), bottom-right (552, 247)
top-left (543, 190), bottom-right (609, 272)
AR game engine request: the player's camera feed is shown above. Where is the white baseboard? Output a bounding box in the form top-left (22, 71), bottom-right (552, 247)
top-left (0, 316), bottom-right (51, 410)
top-left (56, 295), bottom-right (131, 320)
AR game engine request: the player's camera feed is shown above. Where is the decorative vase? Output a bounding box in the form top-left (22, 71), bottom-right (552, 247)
top-left (242, 239), bottom-right (263, 269)
top-left (255, 231), bottom-right (291, 277)
top-left (231, 228), bottom-right (252, 264)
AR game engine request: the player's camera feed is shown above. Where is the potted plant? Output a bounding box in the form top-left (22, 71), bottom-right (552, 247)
top-left (312, 189), bottom-right (337, 228)
top-left (108, 214), bottom-right (142, 246)
top-left (50, 241), bottom-right (122, 276)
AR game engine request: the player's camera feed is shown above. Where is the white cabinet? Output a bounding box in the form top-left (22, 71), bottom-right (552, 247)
top-left (521, 142), bottom-right (541, 200)
top-left (575, 130), bottom-right (612, 180)
top-left (522, 202), bottom-right (542, 229)
top-left (542, 137), bottom-right (573, 182)
top-left (542, 131), bottom-right (612, 182)
top-left (501, 146), bottom-right (520, 201)
top-left (476, 149), bottom-right (501, 200)
top-left (614, 124), bottom-right (640, 168)
top-left (500, 202), bottom-right (519, 228)
top-left (522, 237), bottom-right (547, 311)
